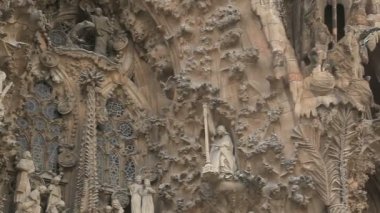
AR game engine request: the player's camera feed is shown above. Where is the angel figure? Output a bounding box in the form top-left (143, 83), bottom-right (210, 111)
top-left (202, 104), bottom-right (237, 176)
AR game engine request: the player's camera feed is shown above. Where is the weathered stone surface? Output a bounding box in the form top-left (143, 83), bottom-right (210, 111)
top-left (1, 0), bottom-right (380, 212)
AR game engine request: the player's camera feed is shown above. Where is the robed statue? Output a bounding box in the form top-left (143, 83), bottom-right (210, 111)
top-left (140, 179), bottom-right (155, 213)
top-left (16, 185), bottom-right (48, 213)
top-left (46, 175), bottom-right (65, 213)
top-left (14, 151), bottom-right (35, 208)
top-left (202, 104), bottom-right (237, 176)
top-left (129, 175), bottom-right (143, 213)
top-left (210, 125), bottom-right (236, 174)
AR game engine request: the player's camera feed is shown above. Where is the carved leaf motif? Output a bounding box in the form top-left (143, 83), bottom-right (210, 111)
top-left (294, 108), bottom-right (357, 210)
top-left (327, 109), bottom-right (357, 205)
top-left (292, 124), bottom-right (338, 206)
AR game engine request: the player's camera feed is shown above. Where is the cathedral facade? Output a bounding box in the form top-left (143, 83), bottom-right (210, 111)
top-left (1, 0), bottom-right (380, 212)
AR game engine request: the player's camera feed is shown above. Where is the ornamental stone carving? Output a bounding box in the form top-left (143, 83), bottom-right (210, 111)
top-left (1, 0), bottom-right (380, 213)
top-left (14, 151), bottom-right (35, 209)
top-left (129, 175), bottom-right (143, 213)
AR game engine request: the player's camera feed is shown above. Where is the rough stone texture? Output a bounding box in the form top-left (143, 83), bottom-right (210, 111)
top-left (1, 0), bottom-right (380, 212)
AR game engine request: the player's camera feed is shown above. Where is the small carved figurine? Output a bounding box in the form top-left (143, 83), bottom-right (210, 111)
top-left (210, 125), bottom-right (236, 175)
top-left (140, 179), bottom-right (155, 213)
top-left (111, 199), bottom-right (124, 213)
top-left (14, 151), bottom-right (35, 209)
top-left (16, 185), bottom-right (48, 213)
top-left (90, 8), bottom-right (113, 55)
top-left (129, 175), bottom-right (143, 213)
top-left (46, 175), bottom-right (65, 213)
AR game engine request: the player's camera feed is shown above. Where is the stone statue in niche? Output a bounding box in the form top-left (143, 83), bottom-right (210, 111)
top-left (140, 179), bottom-right (155, 213)
top-left (210, 125), bottom-right (236, 175)
top-left (46, 175), bottom-right (65, 213)
top-left (16, 185), bottom-right (48, 213)
top-left (0, 70), bottom-right (12, 123)
top-left (14, 151), bottom-right (35, 210)
top-left (129, 175), bottom-right (143, 213)
top-left (202, 104), bottom-right (237, 177)
top-left (90, 7), bottom-right (113, 55)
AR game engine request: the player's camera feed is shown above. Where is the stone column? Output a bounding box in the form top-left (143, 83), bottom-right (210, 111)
top-left (202, 103), bottom-right (214, 174)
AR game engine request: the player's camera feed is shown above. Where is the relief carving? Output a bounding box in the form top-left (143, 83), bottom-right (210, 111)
top-left (16, 185), bottom-right (48, 213)
top-left (14, 151), bottom-right (35, 210)
top-left (1, 1), bottom-right (380, 213)
top-left (46, 175), bottom-right (65, 213)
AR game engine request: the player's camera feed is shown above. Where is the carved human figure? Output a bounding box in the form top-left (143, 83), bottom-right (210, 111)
top-left (129, 175), bottom-right (143, 213)
top-left (46, 175), bottom-right (65, 213)
top-left (111, 199), bottom-right (124, 213)
top-left (140, 179), bottom-right (155, 213)
top-left (210, 125), bottom-right (236, 174)
top-left (14, 151), bottom-right (35, 208)
top-left (372, 0), bottom-right (380, 14)
top-left (46, 200), bottom-right (65, 213)
top-left (0, 70), bottom-right (12, 120)
top-left (251, 0), bottom-right (303, 110)
top-left (90, 8), bottom-right (113, 55)
top-left (311, 17), bottom-right (332, 61)
top-left (16, 185), bottom-right (48, 213)
top-left (251, 0), bottom-right (285, 72)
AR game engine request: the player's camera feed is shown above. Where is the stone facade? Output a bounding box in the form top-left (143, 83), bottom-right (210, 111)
top-left (1, 0), bottom-right (380, 212)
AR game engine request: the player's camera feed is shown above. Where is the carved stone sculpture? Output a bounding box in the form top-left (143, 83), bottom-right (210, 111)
top-left (14, 151), bottom-right (35, 209)
top-left (90, 8), bottom-right (113, 55)
top-left (140, 179), bottom-right (155, 213)
top-left (210, 125), bottom-right (236, 176)
top-left (16, 185), bottom-right (47, 213)
top-left (2, 0), bottom-right (380, 213)
top-left (129, 175), bottom-right (143, 213)
top-left (76, 70), bottom-right (104, 212)
top-left (46, 175), bottom-right (65, 213)
top-left (111, 199), bottom-right (124, 213)
top-left (251, 0), bottom-right (303, 113)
